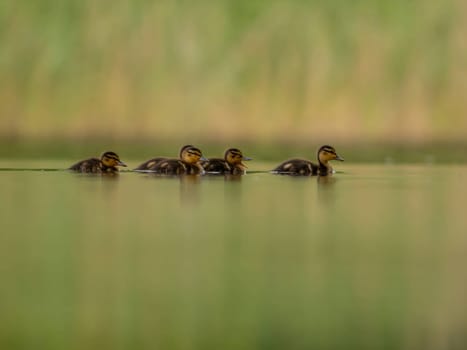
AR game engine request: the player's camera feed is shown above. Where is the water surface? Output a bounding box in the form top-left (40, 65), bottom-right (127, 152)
top-left (1, 161), bottom-right (467, 350)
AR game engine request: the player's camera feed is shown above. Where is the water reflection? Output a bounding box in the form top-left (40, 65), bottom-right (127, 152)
top-left (101, 172), bottom-right (120, 180)
top-left (224, 174), bottom-right (243, 182)
top-left (223, 174), bottom-right (244, 204)
top-left (202, 173), bottom-right (243, 182)
top-left (317, 174), bottom-right (338, 205)
top-left (2, 164), bottom-right (467, 349)
top-left (179, 174), bottom-right (202, 205)
top-left (317, 174), bottom-right (337, 186)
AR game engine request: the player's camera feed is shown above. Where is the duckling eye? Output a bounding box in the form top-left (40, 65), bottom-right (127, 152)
top-left (188, 152), bottom-right (199, 159)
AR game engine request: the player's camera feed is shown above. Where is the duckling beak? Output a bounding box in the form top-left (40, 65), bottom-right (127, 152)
top-left (243, 156), bottom-right (253, 161)
top-left (335, 154), bottom-right (344, 161)
top-left (200, 156), bottom-right (208, 162)
top-left (118, 160), bottom-right (128, 167)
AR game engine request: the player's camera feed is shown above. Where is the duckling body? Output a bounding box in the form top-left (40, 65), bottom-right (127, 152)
top-left (134, 145), bottom-right (193, 171)
top-left (151, 159), bottom-right (195, 175)
top-left (202, 148), bottom-right (252, 175)
top-left (202, 158), bottom-right (229, 173)
top-left (134, 157), bottom-right (167, 171)
top-left (273, 159), bottom-right (319, 175)
top-left (151, 145), bottom-right (206, 175)
top-left (273, 145), bottom-right (343, 176)
top-left (69, 151), bottom-right (127, 173)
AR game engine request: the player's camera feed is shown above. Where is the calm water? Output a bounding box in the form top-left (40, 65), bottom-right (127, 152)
top-left (1, 160), bottom-right (467, 350)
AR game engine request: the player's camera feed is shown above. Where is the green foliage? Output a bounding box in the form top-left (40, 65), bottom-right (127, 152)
top-left (0, 0), bottom-right (465, 142)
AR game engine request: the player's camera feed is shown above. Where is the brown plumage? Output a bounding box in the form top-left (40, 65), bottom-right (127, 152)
top-left (134, 145), bottom-right (194, 171)
top-left (272, 145), bottom-right (344, 176)
top-left (69, 151), bottom-right (127, 173)
top-left (134, 157), bottom-right (168, 171)
top-left (202, 148), bottom-right (252, 175)
top-left (150, 145), bottom-right (207, 175)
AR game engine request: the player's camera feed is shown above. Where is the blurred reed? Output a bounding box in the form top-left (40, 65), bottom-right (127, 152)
top-left (1, 0), bottom-right (466, 144)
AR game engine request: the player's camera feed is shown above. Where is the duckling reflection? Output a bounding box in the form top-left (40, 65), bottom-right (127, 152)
top-left (69, 151), bottom-right (127, 173)
top-left (224, 174), bottom-right (243, 182)
top-left (179, 174), bottom-right (202, 205)
top-left (223, 173), bottom-right (244, 204)
top-left (273, 145), bottom-right (343, 176)
top-left (317, 175), bottom-right (338, 205)
top-left (142, 172), bottom-right (202, 205)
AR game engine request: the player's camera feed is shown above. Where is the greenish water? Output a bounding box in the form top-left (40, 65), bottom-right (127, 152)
top-left (1, 161), bottom-right (467, 350)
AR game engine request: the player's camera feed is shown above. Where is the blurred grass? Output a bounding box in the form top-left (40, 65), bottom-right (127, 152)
top-left (1, 0), bottom-right (467, 143)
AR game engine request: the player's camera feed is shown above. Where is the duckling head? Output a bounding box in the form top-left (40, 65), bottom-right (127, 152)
top-left (317, 145), bottom-right (344, 165)
top-left (225, 148), bottom-right (252, 170)
top-left (180, 146), bottom-right (207, 164)
top-left (179, 144), bottom-right (195, 159)
top-left (101, 151), bottom-right (127, 168)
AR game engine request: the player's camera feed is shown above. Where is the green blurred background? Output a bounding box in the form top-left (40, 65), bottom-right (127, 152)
top-left (1, 0), bottom-right (466, 158)
top-left (2, 3), bottom-right (467, 349)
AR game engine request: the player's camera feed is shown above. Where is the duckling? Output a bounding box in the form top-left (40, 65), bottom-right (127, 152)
top-left (272, 145), bottom-right (343, 176)
top-left (202, 148), bottom-right (252, 175)
top-left (69, 151), bottom-right (127, 173)
top-left (151, 145), bottom-right (207, 175)
top-left (134, 145), bottom-right (194, 171)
